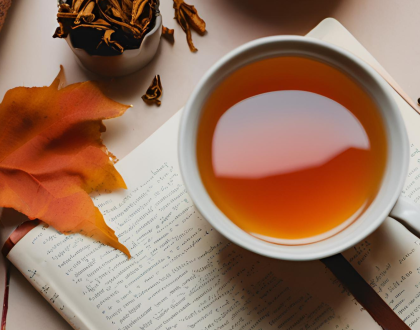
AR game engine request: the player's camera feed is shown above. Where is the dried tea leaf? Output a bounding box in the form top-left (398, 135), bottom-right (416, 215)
top-left (173, 0), bottom-right (206, 52)
top-left (54, 3), bottom-right (77, 38)
top-left (54, 14), bottom-right (78, 38)
top-left (102, 29), bottom-right (124, 53)
top-left (162, 26), bottom-right (174, 35)
top-left (82, 2), bottom-right (96, 23)
top-left (72, 0), bottom-right (87, 13)
top-left (131, 0), bottom-right (148, 25)
top-left (53, 22), bottom-right (67, 39)
top-left (179, 8), bottom-right (196, 52)
top-left (58, 3), bottom-right (71, 13)
top-left (142, 75), bottom-right (163, 106)
top-left (178, 1), bottom-right (205, 34)
top-left (162, 25), bottom-right (175, 44)
top-left (111, 7), bottom-right (124, 19)
top-left (57, 12), bottom-right (78, 18)
top-left (0, 67), bottom-right (131, 256)
top-left (109, 0), bottom-right (130, 23)
top-left (75, 1), bottom-right (96, 24)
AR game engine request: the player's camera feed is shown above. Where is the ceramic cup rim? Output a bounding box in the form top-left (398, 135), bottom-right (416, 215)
top-left (178, 36), bottom-right (409, 261)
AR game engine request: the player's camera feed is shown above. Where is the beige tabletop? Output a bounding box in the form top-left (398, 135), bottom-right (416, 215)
top-left (1, 0), bottom-right (420, 329)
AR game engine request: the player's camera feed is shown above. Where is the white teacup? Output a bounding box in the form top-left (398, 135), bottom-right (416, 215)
top-left (179, 36), bottom-right (420, 261)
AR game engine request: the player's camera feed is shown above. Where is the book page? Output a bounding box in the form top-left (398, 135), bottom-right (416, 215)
top-left (343, 218), bottom-right (420, 328)
top-left (7, 112), bottom-right (379, 330)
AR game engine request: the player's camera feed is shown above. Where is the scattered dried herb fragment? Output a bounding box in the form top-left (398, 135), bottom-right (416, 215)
top-left (173, 0), bottom-right (206, 52)
top-left (54, 0), bottom-right (158, 56)
top-left (162, 25), bottom-right (175, 44)
top-left (142, 75), bottom-right (163, 106)
top-left (162, 25), bottom-right (174, 36)
top-left (162, 25), bottom-right (175, 43)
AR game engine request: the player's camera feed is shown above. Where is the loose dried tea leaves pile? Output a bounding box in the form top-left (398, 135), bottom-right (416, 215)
top-left (54, 0), bottom-right (158, 56)
top-left (0, 67), bottom-right (131, 256)
top-left (173, 0), bottom-right (205, 52)
top-left (142, 75), bottom-right (163, 105)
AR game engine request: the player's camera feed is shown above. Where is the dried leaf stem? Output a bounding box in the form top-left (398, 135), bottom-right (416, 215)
top-left (173, 0), bottom-right (206, 52)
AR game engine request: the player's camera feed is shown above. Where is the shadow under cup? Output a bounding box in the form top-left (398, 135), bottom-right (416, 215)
top-left (179, 36), bottom-right (408, 261)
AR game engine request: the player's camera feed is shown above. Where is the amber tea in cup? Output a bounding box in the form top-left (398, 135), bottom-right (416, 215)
top-left (196, 56), bottom-right (387, 244)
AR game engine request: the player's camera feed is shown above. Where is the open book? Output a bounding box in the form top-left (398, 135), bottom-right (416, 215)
top-left (4, 18), bottom-right (420, 330)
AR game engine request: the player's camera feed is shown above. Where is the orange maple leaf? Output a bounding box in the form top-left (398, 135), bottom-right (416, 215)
top-left (0, 67), bottom-right (131, 257)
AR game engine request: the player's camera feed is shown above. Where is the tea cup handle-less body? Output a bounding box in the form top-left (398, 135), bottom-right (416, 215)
top-left (179, 36), bottom-right (411, 261)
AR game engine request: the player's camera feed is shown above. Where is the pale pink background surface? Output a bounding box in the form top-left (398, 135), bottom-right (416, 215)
top-left (1, 0), bottom-right (420, 329)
